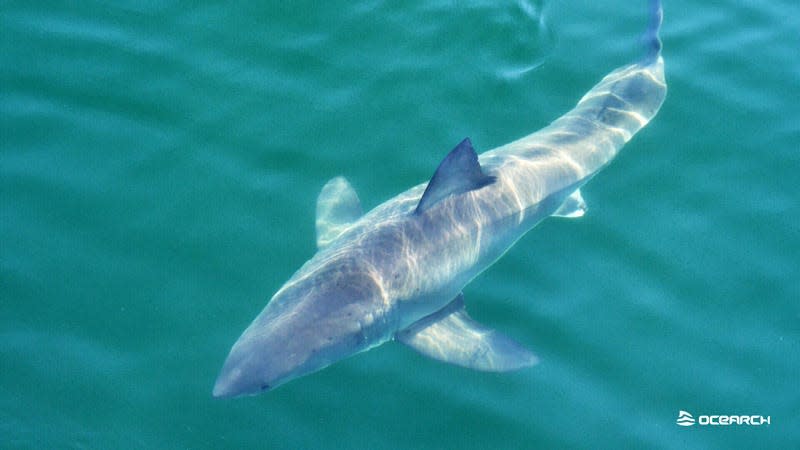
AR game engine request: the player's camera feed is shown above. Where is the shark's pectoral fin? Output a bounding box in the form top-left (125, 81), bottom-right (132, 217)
top-left (552, 189), bottom-right (587, 218)
top-left (396, 294), bottom-right (538, 372)
top-left (316, 176), bottom-right (362, 249)
top-left (415, 138), bottom-right (496, 214)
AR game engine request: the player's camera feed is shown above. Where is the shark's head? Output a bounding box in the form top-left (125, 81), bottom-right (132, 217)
top-left (212, 258), bottom-right (389, 398)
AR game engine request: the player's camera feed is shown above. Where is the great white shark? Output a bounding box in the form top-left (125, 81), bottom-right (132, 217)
top-left (213, 0), bottom-right (667, 398)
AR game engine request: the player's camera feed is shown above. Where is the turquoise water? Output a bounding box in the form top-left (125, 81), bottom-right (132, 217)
top-left (2, 0), bottom-right (798, 448)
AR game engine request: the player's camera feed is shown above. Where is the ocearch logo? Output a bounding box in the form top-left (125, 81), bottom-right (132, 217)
top-left (676, 411), bottom-right (695, 426)
top-left (677, 410), bottom-right (770, 427)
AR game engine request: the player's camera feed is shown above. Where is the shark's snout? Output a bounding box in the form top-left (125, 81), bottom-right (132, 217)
top-left (212, 366), bottom-right (240, 398)
top-left (213, 274), bottom-right (389, 398)
top-left (212, 314), bottom-right (327, 398)
top-left (212, 339), bottom-right (277, 398)
top-left (212, 354), bottom-right (255, 398)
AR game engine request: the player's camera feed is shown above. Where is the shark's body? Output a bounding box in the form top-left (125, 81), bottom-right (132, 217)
top-left (213, 1), bottom-right (666, 398)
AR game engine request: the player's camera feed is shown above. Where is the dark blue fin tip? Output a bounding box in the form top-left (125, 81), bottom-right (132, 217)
top-left (643, 0), bottom-right (663, 62)
top-left (415, 138), bottom-right (496, 214)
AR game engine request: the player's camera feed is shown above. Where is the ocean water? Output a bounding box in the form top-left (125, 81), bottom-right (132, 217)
top-left (2, 0), bottom-right (798, 448)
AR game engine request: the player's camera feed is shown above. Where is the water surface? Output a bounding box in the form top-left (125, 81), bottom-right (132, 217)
top-left (2, 0), bottom-right (798, 448)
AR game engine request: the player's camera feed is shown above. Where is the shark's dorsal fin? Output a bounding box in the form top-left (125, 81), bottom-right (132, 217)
top-left (552, 189), bottom-right (587, 218)
top-left (316, 176), bottom-right (362, 249)
top-left (415, 138), bottom-right (496, 214)
top-left (396, 293), bottom-right (538, 371)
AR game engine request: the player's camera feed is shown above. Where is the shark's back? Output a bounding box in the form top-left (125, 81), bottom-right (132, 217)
top-left (483, 57), bottom-right (666, 181)
top-left (311, 55), bottom-right (667, 304)
top-left (475, 7), bottom-right (667, 230)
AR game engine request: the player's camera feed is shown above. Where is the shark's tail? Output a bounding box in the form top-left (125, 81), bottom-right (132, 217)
top-left (489, 0), bottom-right (667, 177)
top-left (642, 0), bottom-right (663, 64)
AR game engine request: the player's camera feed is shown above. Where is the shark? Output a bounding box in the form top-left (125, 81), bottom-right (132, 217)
top-left (213, 0), bottom-right (666, 398)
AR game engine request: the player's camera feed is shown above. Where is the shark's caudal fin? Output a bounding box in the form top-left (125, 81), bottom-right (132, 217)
top-left (396, 293), bottom-right (538, 371)
top-left (316, 176), bottom-right (362, 249)
top-left (415, 138), bottom-right (496, 214)
top-left (643, 0), bottom-right (663, 64)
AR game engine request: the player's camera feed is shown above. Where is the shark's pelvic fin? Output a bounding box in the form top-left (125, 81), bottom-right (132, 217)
top-left (316, 176), bottom-right (362, 249)
top-left (396, 293), bottom-right (538, 371)
top-left (415, 138), bottom-right (496, 214)
top-left (552, 189), bottom-right (587, 218)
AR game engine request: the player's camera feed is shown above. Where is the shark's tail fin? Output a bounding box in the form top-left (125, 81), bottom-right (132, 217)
top-left (642, 0), bottom-right (663, 64)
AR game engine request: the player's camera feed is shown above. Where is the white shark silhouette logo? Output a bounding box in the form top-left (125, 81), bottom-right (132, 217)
top-left (677, 410), bottom-right (695, 427)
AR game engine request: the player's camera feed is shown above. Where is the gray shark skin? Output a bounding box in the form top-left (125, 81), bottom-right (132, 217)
top-left (213, 1), bottom-right (666, 398)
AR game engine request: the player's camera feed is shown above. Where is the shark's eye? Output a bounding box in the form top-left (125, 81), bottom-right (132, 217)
top-left (260, 383), bottom-right (270, 391)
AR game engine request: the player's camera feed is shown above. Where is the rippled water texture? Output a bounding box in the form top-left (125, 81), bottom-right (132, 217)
top-left (2, 1), bottom-right (798, 448)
